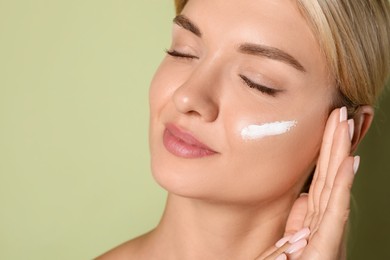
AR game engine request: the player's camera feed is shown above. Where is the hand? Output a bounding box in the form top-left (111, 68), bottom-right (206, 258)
top-left (256, 107), bottom-right (359, 260)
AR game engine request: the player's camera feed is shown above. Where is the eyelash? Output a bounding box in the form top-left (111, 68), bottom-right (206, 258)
top-left (165, 49), bottom-right (279, 97)
top-left (239, 75), bottom-right (279, 97)
top-left (165, 49), bottom-right (199, 60)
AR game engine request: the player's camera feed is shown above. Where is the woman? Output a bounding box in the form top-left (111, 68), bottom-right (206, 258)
top-left (97, 0), bottom-right (390, 259)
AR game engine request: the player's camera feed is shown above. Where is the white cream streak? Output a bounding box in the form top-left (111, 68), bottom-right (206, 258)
top-left (241, 120), bottom-right (297, 140)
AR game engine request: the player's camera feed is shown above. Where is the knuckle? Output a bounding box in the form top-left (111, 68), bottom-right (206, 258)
top-left (316, 174), bottom-right (326, 183)
top-left (323, 181), bottom-right (333, 192)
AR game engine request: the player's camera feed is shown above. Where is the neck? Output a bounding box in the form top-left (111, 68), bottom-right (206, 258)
top-left (146, 193), bottom-right (297, 259)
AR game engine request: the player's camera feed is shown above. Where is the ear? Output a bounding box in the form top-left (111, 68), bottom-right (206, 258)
top-left (351, 105), bottom-right (374, 153)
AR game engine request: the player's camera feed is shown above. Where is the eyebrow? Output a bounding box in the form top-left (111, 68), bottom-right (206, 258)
top-left (173, 15), bottom-right (202, 37)
top-left (173, 15), bottom-right (306, 73)
top-left (239, 44), bottom-right (306, 72)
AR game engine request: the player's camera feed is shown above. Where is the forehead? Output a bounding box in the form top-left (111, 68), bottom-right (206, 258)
top-left (180, 0), bottom-right (325, 75)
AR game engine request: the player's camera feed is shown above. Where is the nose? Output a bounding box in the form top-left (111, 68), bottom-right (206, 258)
top-left (173, 72), bottom-right (220, 122)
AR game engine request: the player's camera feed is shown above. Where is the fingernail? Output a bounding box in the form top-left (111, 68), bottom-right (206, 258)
top-left (299, 192), bottom-right (308, 197)
top-left (353, 156), bottom-right (360, 175)
top-left (340, 106), bottom-right (347, 122)
top-left (348, 119), bottom-right (354, 141)
top-left (275, 235), bottom-right (292, 248)
top-left (289, 227), bottom-right (310, 243)
top-left (285, 239), bottom-right (308, 254)
top-left (275, 253), bottom-right (287, 260)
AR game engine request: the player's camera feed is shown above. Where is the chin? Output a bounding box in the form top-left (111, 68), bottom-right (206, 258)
top-left (150, 157), bottom-right (212, 200)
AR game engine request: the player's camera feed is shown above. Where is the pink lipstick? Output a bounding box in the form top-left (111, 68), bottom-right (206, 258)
top-left (163, 123), bottom-right (217, 158)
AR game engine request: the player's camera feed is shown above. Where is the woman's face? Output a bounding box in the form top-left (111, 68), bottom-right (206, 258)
top-left (149, 0), bottom-right (336, 203)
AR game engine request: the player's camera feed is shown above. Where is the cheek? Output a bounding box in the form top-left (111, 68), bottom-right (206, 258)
top-left (222, 114), bottom-right (325, 200)
top-left (149, 61), bottom-right (172, 171)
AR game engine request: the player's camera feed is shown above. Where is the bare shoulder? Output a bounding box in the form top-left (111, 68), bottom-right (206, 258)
top-left (94, 232), bottom-right (153, 260)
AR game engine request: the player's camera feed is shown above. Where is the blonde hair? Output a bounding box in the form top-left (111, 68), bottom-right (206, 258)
top-left (174, 0), bottom-right (390, 116)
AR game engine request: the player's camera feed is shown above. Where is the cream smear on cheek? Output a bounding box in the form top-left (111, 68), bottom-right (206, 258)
top-left (241, 120), bottom-right (298, 140)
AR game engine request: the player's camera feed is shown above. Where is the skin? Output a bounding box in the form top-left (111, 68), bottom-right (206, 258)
top-left (96, 0), bottom-right (374, 259)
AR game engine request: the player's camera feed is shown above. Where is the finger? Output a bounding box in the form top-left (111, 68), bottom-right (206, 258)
top-left (261, 243), bottom-right (290, 260)
top-left (258, 228), bottom-right (310, 260)
top-left (284, 194), bottom-right (308, 236)
top-left (302, 156), bottom-right (358, 259)
top-left (255, 241), bottom-right (290, 260)
top-left (261, 239), bottom-right (307, 260)
top-left (275, 253), bottom-right (287, 260)
top-left (285, 239), bottom-right (308, 258)
top-left (304, 107), bottom-right (340, 226)
top-left (318, 118), bottom-right (352, 222)
top-left (320, 156), bottom-right (357, 243)
top-left (286, 228), bottom-right (310, 259)
top-left (288, 248), bottom-right (304, 260)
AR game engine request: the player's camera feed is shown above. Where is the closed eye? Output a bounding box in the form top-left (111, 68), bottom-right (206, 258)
top-left (165, 49), bottom-right (199, 60)
top-left (239, 75), bottom-right (280, 97)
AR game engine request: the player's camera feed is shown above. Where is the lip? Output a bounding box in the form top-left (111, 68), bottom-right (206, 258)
top-left (163, 123), bottom-right (217, 158)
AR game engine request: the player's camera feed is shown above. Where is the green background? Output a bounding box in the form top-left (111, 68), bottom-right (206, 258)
top-left (0, 1), bottom-right (389, 259)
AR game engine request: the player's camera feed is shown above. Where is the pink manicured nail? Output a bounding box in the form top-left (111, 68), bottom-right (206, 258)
top-left (289, 227), bottom-right (310, 243)
top-left (275, 253), bottom-right (287, 260)
top-left (340, 106), bottom-right (347, 122)
top-left (275, 235), bottom-right (292, 248)
top-left (353, 156), bottom-right (360, 174)
top-left (348, 119), bottom-right (354, 140)
top-left (285, 239), bottom-right (307, 254)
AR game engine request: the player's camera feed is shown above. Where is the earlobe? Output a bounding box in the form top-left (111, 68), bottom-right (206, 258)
top-left (351, 105), bottom-right (374, 152)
